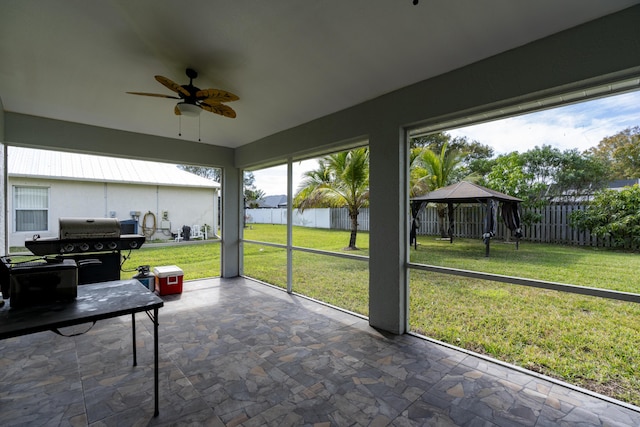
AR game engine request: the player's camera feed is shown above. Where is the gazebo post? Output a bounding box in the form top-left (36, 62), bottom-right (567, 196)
top-left (482, 199), bottom-right (496, 257)
top-left (409, 201), bottom-right (425, 250)
top-left (447, 202), bottom-right (454, 244)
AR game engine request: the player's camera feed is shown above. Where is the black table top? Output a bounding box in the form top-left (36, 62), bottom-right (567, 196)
top-left (0, 279), bottom-right (164, 340)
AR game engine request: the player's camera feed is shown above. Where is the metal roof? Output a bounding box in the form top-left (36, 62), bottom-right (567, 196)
top-left (7, 147), bottom-right (219, 189)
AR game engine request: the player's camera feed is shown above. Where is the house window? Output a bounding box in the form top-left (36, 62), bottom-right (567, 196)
top-left (14, 186), bottom-right (49, 232)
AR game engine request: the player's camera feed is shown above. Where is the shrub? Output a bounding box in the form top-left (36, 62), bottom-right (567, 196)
top-left (570, 185), bottom-right (640, 249)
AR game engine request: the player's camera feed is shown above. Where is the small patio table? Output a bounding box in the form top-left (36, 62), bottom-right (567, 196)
top-left (0, 279), bottom-right (164, 417)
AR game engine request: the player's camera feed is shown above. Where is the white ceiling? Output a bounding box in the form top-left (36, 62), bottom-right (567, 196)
top-left (1, 1), bottom-right (638, 149)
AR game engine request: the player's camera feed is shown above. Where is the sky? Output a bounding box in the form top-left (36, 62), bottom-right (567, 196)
top-left (251, 90), bottom-right (640, 196)
top-left (448, 90), bottom-right (640, 155)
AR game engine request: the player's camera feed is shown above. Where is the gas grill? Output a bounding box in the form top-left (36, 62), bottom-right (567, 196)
top-left (26, 218), bottom-right (145, 256)
top-left (23, 217), bottom-right (145, 286)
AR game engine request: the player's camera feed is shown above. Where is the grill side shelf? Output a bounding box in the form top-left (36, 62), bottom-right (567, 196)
top-left (25, 235), bottom-right (145, 256)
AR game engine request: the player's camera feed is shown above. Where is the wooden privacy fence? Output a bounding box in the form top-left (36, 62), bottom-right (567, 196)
top-left (330, 204), bottom-right (612, 248)
top-left (330, 208), bottom-right (370, 232)
top-left (247, 204), bottom-right (613, 248)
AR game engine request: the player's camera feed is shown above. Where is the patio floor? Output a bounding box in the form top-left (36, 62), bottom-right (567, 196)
top-left (1, 276), bottom-right (639, 426)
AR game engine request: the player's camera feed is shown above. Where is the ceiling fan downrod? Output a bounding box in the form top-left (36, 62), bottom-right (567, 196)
top-left (185, 68), bottom-right (198, 84)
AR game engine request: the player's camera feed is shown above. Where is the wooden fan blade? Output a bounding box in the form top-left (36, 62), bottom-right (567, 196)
top-left (126, 91), bottom-right (180, 99)
top-left (196, 89), bottom-right (239, 103)
top-left (200, 101), bottom-right (236, 118)
top-left (155, 75), bottom-right (190, 97)
top-left (174, 105), bottom-right (181, 116)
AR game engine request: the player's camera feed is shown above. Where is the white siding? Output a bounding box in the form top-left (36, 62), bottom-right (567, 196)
top-left (6, 147), bottom-right (221, 249)
top-left (8, 178), bottom-right (218, 248)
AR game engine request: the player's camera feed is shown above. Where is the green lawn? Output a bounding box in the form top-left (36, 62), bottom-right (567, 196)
top-left (14, 224), bottom-right (639, 405)
top-left (120, 242), bottom-right (222, 280)
top-left (410, 235), bottom-right (640, 293)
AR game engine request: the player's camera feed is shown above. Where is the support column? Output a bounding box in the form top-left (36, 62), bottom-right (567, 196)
top-left (368, 125), bottom-right (408, 334)
top-left (0, 97), bottom-right (6, 256)
top-left (211, 189), bottom-right (219, 238)
top-left (1, 143), bottom-right (5, 256)
top-left (221, 166), bottom-right (241, 278)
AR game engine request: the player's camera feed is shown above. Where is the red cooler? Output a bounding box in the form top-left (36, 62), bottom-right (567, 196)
top-left (153, 265), bottom-right (184, 296)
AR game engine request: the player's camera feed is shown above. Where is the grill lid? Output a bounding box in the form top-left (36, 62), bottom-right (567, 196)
top-left (59, 218), bottom-right (121, 240)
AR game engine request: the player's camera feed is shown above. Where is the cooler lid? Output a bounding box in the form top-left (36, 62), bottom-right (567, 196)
top-left (153, 265), bottom-right (184, 277)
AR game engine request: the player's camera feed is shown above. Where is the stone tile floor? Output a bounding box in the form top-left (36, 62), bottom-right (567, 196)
top-left (1, 277), bottom-right (639, 426)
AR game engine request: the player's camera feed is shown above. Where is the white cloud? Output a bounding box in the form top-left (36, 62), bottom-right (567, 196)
top-left (449, 90), bottom-right (640, 154)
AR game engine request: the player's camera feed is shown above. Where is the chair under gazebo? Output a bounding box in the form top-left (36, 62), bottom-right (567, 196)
top-left (410, 181), bottom-right (523, 257)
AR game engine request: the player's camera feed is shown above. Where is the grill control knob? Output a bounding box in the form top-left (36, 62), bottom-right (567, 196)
top-left (63, 243), bottom-right (75, 253)
top-left (129, 241), bottom-right (139, 249)
top-left (108, 241), bottom-right (118, 250)
top-left (94, 242), bottom-right (104, 251)
top-left (79, 243), bottom-right (90, 252)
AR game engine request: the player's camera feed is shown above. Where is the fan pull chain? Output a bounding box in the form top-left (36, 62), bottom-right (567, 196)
top-left (178, 115), bottom-right (182, 137)
top-left (198, 115), bottom-right (201, 142)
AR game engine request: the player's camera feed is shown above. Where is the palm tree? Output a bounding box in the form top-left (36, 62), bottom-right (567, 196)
top-left (411, 143), bottom-right (464, 237)
top-left (409, 146), bottom-right (430, 197)
top-left (295, 148), bottom-right (369, 250)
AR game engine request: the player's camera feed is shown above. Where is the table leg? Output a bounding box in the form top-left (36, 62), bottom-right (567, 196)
top-left (154, 307), bottom-right (159, 417)
top-left (144, 308), bottom-right (160, 417)
top-left (131, 313), bottom-right (137, 366)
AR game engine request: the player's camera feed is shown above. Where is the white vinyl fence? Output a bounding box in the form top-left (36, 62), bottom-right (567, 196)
top-left (245, 208), bottom-right (331, 228)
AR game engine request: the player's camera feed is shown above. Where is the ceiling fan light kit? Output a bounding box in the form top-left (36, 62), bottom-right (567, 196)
top-left (176, 102), bottom-right (201, 117)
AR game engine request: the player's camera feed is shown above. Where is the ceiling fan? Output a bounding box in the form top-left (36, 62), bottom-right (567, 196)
top-left (127, 68), bottom-right (239, 118)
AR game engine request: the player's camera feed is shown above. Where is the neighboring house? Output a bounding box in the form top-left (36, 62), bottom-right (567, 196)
top-left (256, 194), bottom-right (287, 208)
top-left (550, 179), bottom-right (640, 203)
top-left (7, 147), bottom-right (219, 248)
top-left (609, 178), bottom-right (640, 190)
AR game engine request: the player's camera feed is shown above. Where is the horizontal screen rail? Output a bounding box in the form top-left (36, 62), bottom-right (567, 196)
top-left (242, 239), bottom-right (369, 262)
top-left (408, 262), bottom-right (640, 304)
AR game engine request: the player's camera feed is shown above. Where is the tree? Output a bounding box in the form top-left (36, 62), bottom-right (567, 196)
top-left (244, 189), bottom-right (266, 208)
top-left (243, 171), bottom-right (264, 208)
top-left (482, 151), bottom-right (544, 224)
top-left (294, 148), bottom-right (369, 250)
top-left (410, 132), bottom-right (493, 183)
top-left (553, 149), bottom-right (610, 202)
top-left (589, 126), bottom-right (640, 180)
top-left (482, 146), bottom-right (610, 224)
top-left (410, 132), bottom-right (492, 159)
top-left (410, 143), bottom-right (464, 237)
top-left (482, 152), bottom-right (532, 196)
top-left (177, 165), bottom-right (220, 182)
top-left (570, 185), bottom-right (640, 249)
top-left (178, 167), bottom-right (269, 207)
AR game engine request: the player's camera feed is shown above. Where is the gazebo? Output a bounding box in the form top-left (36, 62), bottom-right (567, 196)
top-left (410, 181), bottom-right (523, 256)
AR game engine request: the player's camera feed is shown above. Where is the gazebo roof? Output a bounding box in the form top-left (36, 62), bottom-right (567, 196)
top-left (411, 181), bottom-right (522, 204)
